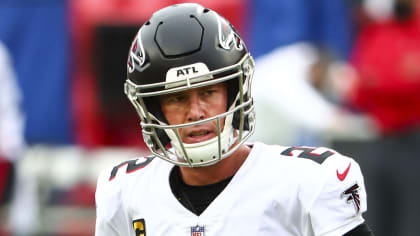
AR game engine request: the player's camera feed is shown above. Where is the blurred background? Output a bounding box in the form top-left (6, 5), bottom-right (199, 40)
top-left (1, 0), bottom-right (420, 235)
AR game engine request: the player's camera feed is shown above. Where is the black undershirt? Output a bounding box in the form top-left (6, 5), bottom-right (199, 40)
top-left (169, 166), bottom-right (232, 216)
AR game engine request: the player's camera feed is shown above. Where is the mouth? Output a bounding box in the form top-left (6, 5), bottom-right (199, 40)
top-left (183, 129), bottom-right (215, 144)
top-left (189, 130), bottom-right (210, 137)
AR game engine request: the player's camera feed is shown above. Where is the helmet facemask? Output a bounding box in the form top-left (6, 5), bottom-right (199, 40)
top-left (125, 54), bottom-right (255, 167)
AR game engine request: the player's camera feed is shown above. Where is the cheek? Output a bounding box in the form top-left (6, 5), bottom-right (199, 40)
top-left (212, 94), bottom-right (228, 115)
top-left (208, 95), bottom-right (228, 125)
top-left (168, 112), bottom-right (184, 125)
top-left (161, 107), bottom-right (182, 125)
top-left (212, 103), bottom-right (227, 116)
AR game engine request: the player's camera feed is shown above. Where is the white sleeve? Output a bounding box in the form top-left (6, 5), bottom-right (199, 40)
top-left (309, 155), bottom-right (367, 236)
top-left (95, 168), bottom-right (130, 236)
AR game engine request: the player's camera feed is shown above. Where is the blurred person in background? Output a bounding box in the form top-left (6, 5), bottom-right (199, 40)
top-left (0, 41), bottom-right (36, 235)
top-left (0, 41), bottom-right (21, 212)
top-left (345, 0), bottom-right (420, 235)
top-left (248, 0), bottom-right (377, 147)
top-left (249, 42), bottom-right (377, 147)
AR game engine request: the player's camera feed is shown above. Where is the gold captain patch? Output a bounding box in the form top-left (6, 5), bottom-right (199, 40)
top-left (133, 219), bottom-right (146, 236)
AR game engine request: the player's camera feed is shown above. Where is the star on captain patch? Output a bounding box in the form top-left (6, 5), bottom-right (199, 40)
top-left (191, 225), bottom-right (205, 236)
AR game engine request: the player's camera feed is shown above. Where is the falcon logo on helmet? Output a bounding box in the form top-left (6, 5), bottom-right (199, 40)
top-left (217, 16), bottom-right (243, 51)
top-left (127, 29), bottom-right (146, 73)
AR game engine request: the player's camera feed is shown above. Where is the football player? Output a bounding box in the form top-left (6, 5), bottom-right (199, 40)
top-left (95, 3), bottom-right (374, 236)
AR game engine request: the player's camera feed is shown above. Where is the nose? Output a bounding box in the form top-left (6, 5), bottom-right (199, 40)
top-left (187, 92), bottom-right (205, 122)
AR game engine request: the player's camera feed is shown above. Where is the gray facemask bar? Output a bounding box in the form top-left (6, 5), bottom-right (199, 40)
top-left (125, 54), bottom-right (255, 167)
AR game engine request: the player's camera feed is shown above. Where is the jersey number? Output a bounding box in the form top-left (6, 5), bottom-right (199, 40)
top-left (109, 157), bottom-right (153, 181)
top-left (281, 146), bottom-right (334, 164)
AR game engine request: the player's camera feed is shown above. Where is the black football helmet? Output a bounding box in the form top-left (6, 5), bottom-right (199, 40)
top-left (125, 3), bottom-right (255, 167)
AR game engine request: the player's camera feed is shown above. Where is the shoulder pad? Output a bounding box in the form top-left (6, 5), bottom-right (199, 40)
top-left (280, 146), bottom-right (335, 164)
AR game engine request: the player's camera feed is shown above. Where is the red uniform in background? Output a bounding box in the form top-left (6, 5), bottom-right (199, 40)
top-left (349, 9), bottom-right (420, 134)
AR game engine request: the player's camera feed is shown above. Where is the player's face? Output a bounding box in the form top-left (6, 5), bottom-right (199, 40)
top-left (160, 83), bottom-right (228, 144)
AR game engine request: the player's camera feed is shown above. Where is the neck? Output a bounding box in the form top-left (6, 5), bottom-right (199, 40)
top-left (179, 144), bottom-right (251, 186)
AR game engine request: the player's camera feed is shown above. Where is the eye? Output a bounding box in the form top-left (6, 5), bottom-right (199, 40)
top-left (202, 88), bottom-right (216, 96)
top-left (165, 93), bottom-right (187, 104)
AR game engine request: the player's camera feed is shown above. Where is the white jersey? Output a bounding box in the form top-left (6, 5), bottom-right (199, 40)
top-left (95, 142), bottom-right (367, 236)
